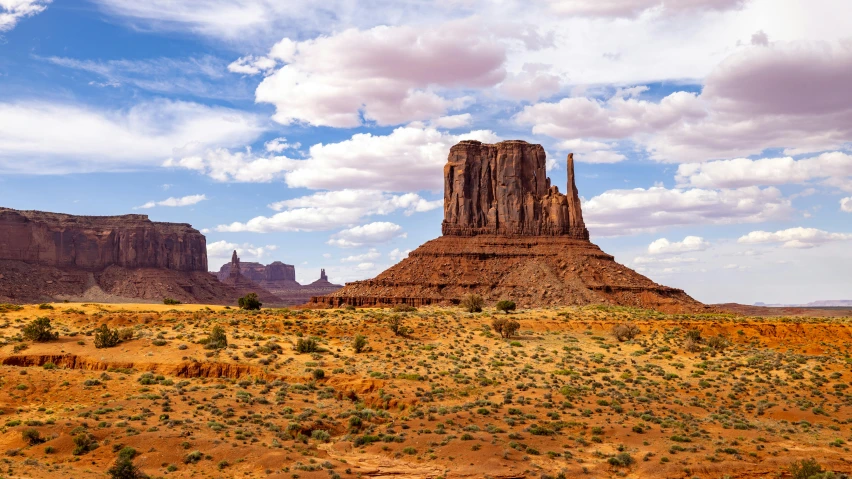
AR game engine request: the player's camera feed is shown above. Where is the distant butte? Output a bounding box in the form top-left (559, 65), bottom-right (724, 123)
top-left (217, 254), bottom-right (341, 306)
top-left (310, 140), bottom-right (708, 313)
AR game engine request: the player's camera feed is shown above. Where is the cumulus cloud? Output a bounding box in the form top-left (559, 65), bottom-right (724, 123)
top-left (633, 255), bottom-right (699, 265)
top-left (164, 148), bottom-right (296, 183)
top-left (265, 137), bottom-right (301, 153)
top-left (0, 100), bottom-right (265, 174)
top-left (497, 63), bottom-right (561, 102)
top-left (431, 114), bottom-right (472, 129)
top-left (340, 248), bottom-right (381, 263)
top-left (647, 236), bottom-right (709, 255)
top-left (216, 190), bottom-right (440, 233)
top-left (583, 186), bottom-right (793, 236)
top-left (557, 139), bottom-right (626, 164)
top-left (738, 227), bottom-right (852, 249)
top-left (254, 23), bottom-right (505, 128)
top-left (842, 197), bottom-right (852, 213)
top-left (207, 240), bottom-right (278, 269)
top-left (327, 222), bottom-right (406, 248)
top-left (135, 194), bottom-right (207, 209)
top-left (227, 55), bottom-right (277, 75)
top-left (518, 40), bottom-right (852, 163)
top-left (675, 152), bottom-right (852, 189)
top-left (0, 0), bottom-right (50, 32)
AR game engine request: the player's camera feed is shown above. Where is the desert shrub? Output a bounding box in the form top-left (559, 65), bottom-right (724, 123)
top-left (387, 316), bottom-right (411, 337)
top-left (183, 450), bottom-right (203, 464)
top-left (118, 328), bottom-right (135, 341)
top-left (312, 369), bottom-right (326, 380)
top-left (72, 432), bottom-right (97, 455)
top-left (94, 324), bottom-right (121, 349)
top-left (108, 447), bottom-right (147, 479)
top-left (22, 317), bottom-right (58, 342)
top-left (237, 293), bottom-right (262, 310)
top-left (203, 326), bottom-right (228, 350)
top-left (21, 428), bottom-right (43, 445)
top-left (685, 329), bottom-right (702, 342)
top-left (295, 338), bottom-right (319, 354)
top-left (353, 335), bottom-right (368, 353)
top-left (460, 294), bottom-right (484, 313)
top-left (683, 338), bottom-right (701, 352)
top-left (311, 430), bottom-right (331, 442)
top-left (391, 304), bottom-right (417, 312)
top-left (163, 298), bottom-right (181, 305)
top-left (495, 300), bottom-right (516, 314)
top-left (789, 458), bottom-right (823, 479)
top-left (38, 303), bottom-right (54, 310)
top-left (612, 323), bottom-right (641, 342)
top-left (608, 452), bottom-right (634, 467)
top-left (706, 335), bottom-right (729, 352)
top-left (492, 317), bottom-right (521, 339)
top-left (0, 303), bottom-right (23, 313)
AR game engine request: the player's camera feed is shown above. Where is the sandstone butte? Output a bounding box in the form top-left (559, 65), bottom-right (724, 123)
top-left (217, 251), bottom-right (342, 305)
top-left (0, 208), bottom-right (242, 304)
top-left (311, 140), bottom-right (709, 313)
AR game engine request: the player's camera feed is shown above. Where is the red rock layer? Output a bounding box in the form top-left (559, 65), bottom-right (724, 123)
top-left (442, 140), bottom-right (588, 240)
top-left (0, 208), bottom-right (207, 272)
top-left (310, 235), bottom-right (708, 313)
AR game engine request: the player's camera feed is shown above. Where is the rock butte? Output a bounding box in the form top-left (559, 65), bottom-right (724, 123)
top-left (311, 140), bottom-right (708, 313)
top-left (0, 208), bottom-right (229, 304)
top-left (217, 251), bottom-right (341, 305)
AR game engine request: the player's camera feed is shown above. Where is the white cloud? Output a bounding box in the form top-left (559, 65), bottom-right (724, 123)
top-left (633, 256), bottom-right (699, 265)
top-left (842, 197), bottom-right (852, 213)
top-left (227, 55), bottom-right (277, 75)
top-left (327, 222), bottom-right (406, 248)
top-left (738, 227), bottom-right (852, 249)
top-left (647, 236), bottom-right (709, 255)
top-left (283, 126), bottom-right (499, 191)
top-left (431, 114), bottom-right (472, 129)
top-left (216, 190), bottom-right (439, 233)
top-left (255, 23), bottom-right (506, 127)
top-left (389, 248), bottom-right (411, 262)
top-left (135, 194), bottom-right (207, 209)
top-left (0, 0), bottom-right (50, 32)
top-left (264, 137), bottom-right (300, 153)
top-left (557, 138), bottom-right (626, 164)
top-left (545, 0), bottom-right (746, 18)
top-left (164, 148), bottom-right (296, 183)
top-left (207, 240), bottom-right (278, 269)
top-left (584, 186), bottom-right (793, 236)
top-left (0, 100), bottom-right (265, 174)
top-left (497, 63), bottom-right (561, 102)
top-left (676, 151), bottom-right (852, 188)
top-left (340, 248), bottom-right (381, 263)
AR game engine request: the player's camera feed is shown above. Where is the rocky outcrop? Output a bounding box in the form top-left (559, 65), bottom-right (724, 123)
top-left (0, 208), bottom-right (207, 271)
top-left (311, 140), bottom-right (707, 313)
top-left (442, 140), bottom-right (588, 239)
top-left (217, 251), bottom-right (284, 305)
top-left (216, 255), bottom-right (341, 306)
top-left (0, 208), bottom-right (242, 304)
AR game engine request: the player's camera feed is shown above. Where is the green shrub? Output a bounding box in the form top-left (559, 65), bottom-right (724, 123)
top-left (38, 303), bottom-right (54, 310)
top-left (387, 316), bottom-right (411, 337)
top-left (295, 338), bottom-right (318, 354)
top-left (312, 369), bottom-right (325, 380)
top-left (23, 317), bottom-right (58, 342)
top-left (184, 450), bottom-right (203, 464)
top-left (608, 452), bottom-right (634, 467)
top-left (107, 447), bottom-right (147, 479)
top-left (237, 293), bottom-right (262, 310)
top-left (163, 298), bottom-right (181, 305)
top-left (353, 335), bottom-right (368, 353)
top-left (94, 324), bottom-right (121, 348)
top-left (391, 304), bottom-right (417, 312)
top-left (789, 458), bottom-right (823, 479)
top-left (72, 432), bottom-right (97, 455)
top-left (22, 428), bottom-right (43, 445)
top-left (460, 294), bottom-right (484, 313)
top-left (203, 326), bottom-right (228, 350)
top-left (492, 317), bottom-right (520, 339)
top-left (495, 300), bottom-right (516, 314)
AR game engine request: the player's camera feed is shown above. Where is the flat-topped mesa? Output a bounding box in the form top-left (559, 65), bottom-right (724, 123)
top-left (441, 140), bottom-right (589, 240)
top-left (0, 207), bottom-right (207, 272)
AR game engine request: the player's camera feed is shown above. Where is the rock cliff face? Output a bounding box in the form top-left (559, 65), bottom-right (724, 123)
top-left (0, 208), bottom-right (207, 272)
top-left (442, 140), bottom-right (588, 239)
top-left (311, 140), bottom-right (707, 313)
top-left (217, 260), bottom-right (297, 284)
top-left (0, 208), bottom-right (239, 304)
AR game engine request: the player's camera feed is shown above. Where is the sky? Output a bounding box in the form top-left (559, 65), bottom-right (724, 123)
top-left (1, 0), bottom-right (851, 305)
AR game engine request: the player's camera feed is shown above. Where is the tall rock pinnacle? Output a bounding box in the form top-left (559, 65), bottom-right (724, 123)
top-left (441, 140), bottom-right (589, 239)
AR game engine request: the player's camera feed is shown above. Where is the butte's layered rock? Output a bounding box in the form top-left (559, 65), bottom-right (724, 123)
top-left (0, 208), bottom-right (235, 304)
top-left (217, 256), bottom-right (341, 306)
top-left (311, 140), bottom-right (707, 313)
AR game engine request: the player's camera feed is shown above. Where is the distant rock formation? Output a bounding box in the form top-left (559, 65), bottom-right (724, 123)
top-left (311, 140), bottom-right (707, 313)
top-left (217, 251), bottom-right (283, 305)
top-left (0, 207), bottom-right (240, 304)
top-left (442, 140), bottom-right (588, 239)
top-left (215, 258), bottom-right (341, 306)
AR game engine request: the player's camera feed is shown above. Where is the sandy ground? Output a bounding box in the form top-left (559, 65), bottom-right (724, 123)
top-left (0, 302), bottom-right (851, 478)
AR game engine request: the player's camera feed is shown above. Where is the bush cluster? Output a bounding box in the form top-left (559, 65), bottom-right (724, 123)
top-left (238, 293), bottom-right (262, 310)
top-left (492, 317), bottom-right (520, 339)
top-left (460, 294), bottom-right (484, 313)
top-left (611, 323), bottom-right (641, 342)
top-left (23, 317), bottom-right (59, 342)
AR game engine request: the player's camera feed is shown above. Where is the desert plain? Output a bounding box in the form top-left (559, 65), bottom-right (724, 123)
top-left (0, 302), bottom-right (850, 478)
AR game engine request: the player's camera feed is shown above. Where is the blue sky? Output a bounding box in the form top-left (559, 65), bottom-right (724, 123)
top-left (1, 0), bottom-right (851, 304)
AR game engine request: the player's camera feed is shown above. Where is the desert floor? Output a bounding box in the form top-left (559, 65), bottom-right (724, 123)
top-left (0, 302), bottom-right (851, 478)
